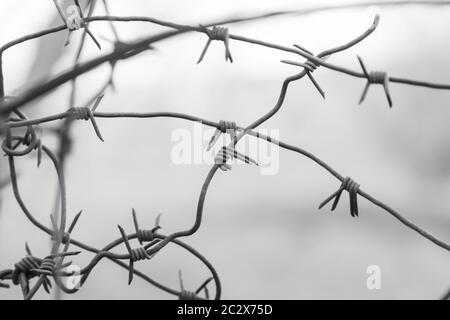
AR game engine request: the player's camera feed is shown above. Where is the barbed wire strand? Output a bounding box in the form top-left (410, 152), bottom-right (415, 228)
top-left (2, 5), bottom-right (450, 114)
top-left (2, 0), bottom-right (450, 97)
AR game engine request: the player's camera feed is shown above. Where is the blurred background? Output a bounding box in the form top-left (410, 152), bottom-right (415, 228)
top-left (1, 0), bottom-right (450, 300)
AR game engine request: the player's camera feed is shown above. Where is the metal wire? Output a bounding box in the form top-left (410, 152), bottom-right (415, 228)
top-left (1, 2), bottom-right (450, 300)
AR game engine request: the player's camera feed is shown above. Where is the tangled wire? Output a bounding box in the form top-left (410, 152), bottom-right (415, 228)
top-left (1, 1), bottom-right (450, 300)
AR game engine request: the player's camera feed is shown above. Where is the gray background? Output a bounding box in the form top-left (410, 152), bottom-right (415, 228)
top-left (1, 0), bottom-right (450, 299)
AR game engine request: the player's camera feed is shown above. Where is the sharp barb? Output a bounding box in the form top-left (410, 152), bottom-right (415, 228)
top-left (0, 282), bottom-right (10, 289)
top-left (353, 194), bottom-right (359, 217)
top-left (118, 225), bottom-right (132, 254)
top-left (195, 277), bottom-right (213, 295)
top-left (383, 78), bottom-right (393, 108)
top-left (359, 82), bottom-right (370, 105)
top-left (293, 44), bottom-right (314, 55)
top-left (128, 260), bottom-right (134, 285)
top-left (331, 190), bottom-right (343, 211)
top-left (91, 94), bottom-right (105, 112)
top-left (349, 193), bottom-right (355, 217)
top-left (178, 270), bottom-right (184, 291)
top-left (233, 150), bottom-right (256, 165)
top-left (197, 39), bottom-right (212, 64)
top-left (37, 140), bottom-right (42, 168)
top-left (230, 130), bottom-right (237, 146)
top-left (86, 28), bottom-right (102, 50)
top-left (88, 113), bottom-right (104, 142)
top-left (357, 55), bottom-right (369, 77)
top-left (154, 213), bottom-right (162, 228)
top-left (224, 37), bottom-right (233, 63)
top-left (25, 242), bottom-right (32, 256)
top-left (68, 210), bottom-right (83, 234)
top-left (59, 261), bottom-right (73, 269)
top-left (306, 72), bottom-right (325, 99)
top-left (319, 189), bottom-right (341, 210)
top-left (64, 31), bottom-right (72, 47)
top-left (49, 251), bottom-right (81, 259)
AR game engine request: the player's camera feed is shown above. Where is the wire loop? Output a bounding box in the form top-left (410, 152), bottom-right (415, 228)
top-left (1, 125), bottom-right (43, 166)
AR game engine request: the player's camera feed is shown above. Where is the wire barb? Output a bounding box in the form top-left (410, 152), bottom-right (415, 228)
top-left (357, 56), bottom-right (392, 107)
top-left (132, 209), bottom-right (162, 245)
top-left (207, 120), bottom-right (238, 151)
top-left (3, 8), bottom-right (450, 301)
top-left (118, 225), bottom-right (152, 285)
top-left (281, 45), bottom-right (331, 99)
top-left (54, 0), bottom-right (102, 50)
top-left (197, 25), bottom-right (233, 64)
top-left (30, 251), bottom-right (80, 293)
top-left (12, 254), bottom-right (40, 296)
top-left (178, 270), bottom-right (211, 300)
top-left (215, 146), bottom-right (259, 171)
top-left (4, 125), bottom-right (43, 167)
top-left (68, 95), bottom-right (104, 142)
top-left (319, 177), bottom-right (361, 217)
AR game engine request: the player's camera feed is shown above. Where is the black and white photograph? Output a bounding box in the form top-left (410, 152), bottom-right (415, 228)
top-left (0, 0), bottom-right (450, 304)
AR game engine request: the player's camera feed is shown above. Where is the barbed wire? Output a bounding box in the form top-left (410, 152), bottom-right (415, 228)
top-left (1, 1), bottom-right (450, 299)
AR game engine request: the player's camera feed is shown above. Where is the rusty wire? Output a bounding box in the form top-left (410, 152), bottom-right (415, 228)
top-left (1, 1), bottom-right (450, 300)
